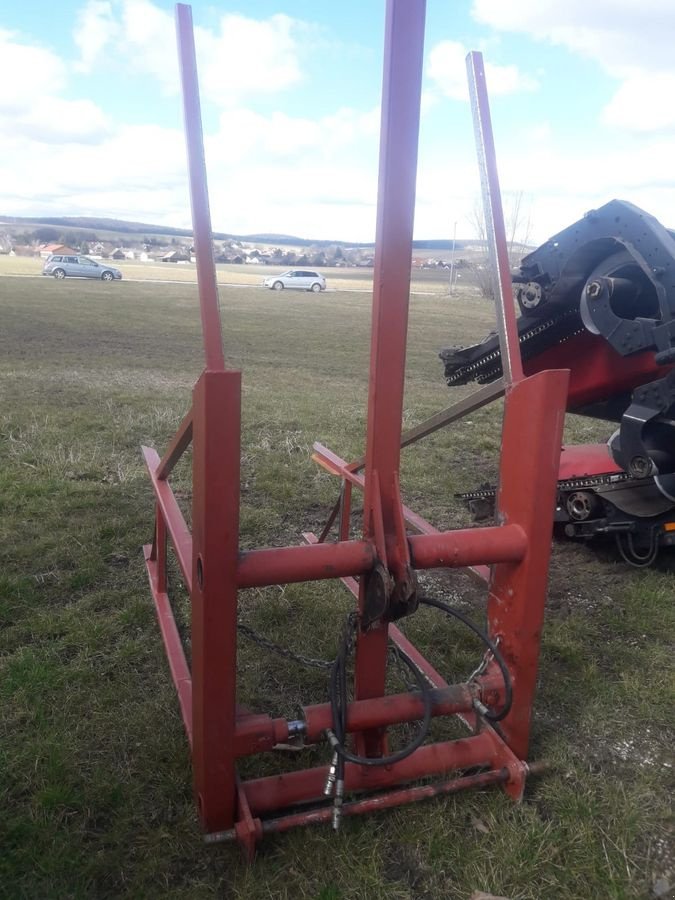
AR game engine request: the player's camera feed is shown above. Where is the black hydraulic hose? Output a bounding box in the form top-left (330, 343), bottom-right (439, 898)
top-left (328, 619), bottom-right (433, 768)
top-left (327, 596), bottom-right (514, 769)
top-left (615, 528), bottom-right (659, 568)
top-left (417, 596), bottom-right (512, 722)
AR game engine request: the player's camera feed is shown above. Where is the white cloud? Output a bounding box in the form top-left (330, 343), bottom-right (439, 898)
top-left (9, 98), bottom-right (111, 144)
top-left (197, 12), bottom-right (305, 106)
top-left (0, 29), bottom-right (109, 144)
top-left (427, 39), bottom-right (537, 101)
top-left (0, 30), bottom-right (67, 114)
top-left (602, 72), bottom-right (675, 132)
top-left (118, 0), bottom-right (176, 92)
top-left (74, 0), bottom-right (119, 73)
top-left (472, 0), bottom-right (675, 77)
top-left (472, 0), bottom-right (675, 133)
top-left (73, 0), bottom-right (310, 106)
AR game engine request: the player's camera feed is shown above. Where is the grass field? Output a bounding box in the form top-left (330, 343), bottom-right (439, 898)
top-left (0, 272), bottom-right (673, 899)
top-left (0, 254), bottom-right (453, 294)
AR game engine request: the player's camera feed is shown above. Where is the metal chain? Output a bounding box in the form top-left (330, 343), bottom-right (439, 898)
top-left (237, 621), bottom-right (333, 670)
top-left (388, 643), bottom-right (422, 691)
top-left (445, 307), bottom-right (581, 385)
top-left (466, 636), bottom-right (500, 683)
top-left (458, 470), bottom-right (633, 503)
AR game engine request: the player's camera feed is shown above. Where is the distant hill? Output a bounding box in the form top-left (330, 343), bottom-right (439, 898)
top-left (0, 214), bottom-right (469, 251)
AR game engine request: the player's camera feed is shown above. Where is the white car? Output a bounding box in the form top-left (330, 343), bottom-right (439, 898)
top-left (263, 269), bottom-right (326, 292)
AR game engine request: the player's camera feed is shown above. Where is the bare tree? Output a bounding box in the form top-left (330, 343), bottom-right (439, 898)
top-left (465, 190), bottom-right (534, 298)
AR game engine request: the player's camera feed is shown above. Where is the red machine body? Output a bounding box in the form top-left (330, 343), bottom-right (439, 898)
top-left (142, 1), bottom-right (570, 857)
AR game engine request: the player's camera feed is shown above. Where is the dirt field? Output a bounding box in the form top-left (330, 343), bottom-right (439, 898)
top-left (0, 272), bottom-right (672, 898)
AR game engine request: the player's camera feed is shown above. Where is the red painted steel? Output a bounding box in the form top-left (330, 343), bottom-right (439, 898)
top-left (143, 543), bottom-right (193, 743)
top-left (190, 369), bottom-right (241, 831)
top-left (253, 768), bottom-right (508, 837)
top-left (156, 409), bottom-right (193, 480)
top-left (302, 683), bottom-right (479, 741)
top-left (233, 714), bottom-right (289, 757)
top-left (558, 443), bottom-right (621, 480)
top-left (488, 369), bottom-right (569, 759)
top-left (176, 4), bottom-right (225, 372)
top-left (523, 328), bottom-right (673, 410)
top-left (237, 540), bottom-right (376, 589)
top-left (140, 0), bottom-right (570, 857)
top-left (237, 524), bottom-right (523, 590)
top-left (353, 0), bottom-right (426, 755)
top-left (142, 446), bottom-right (193, 591)
top-left (301, 533), bottom-right (466, 694)
top-left (243, 731), bottom-right (496, 815)
top-left (234, 778), bottom-right (261, 863)
top-left (408, 525), bottom-right (526, 568)
top-left (312, 445), bottom-right (491, 582)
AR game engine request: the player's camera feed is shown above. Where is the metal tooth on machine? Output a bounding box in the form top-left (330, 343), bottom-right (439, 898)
top-left (140, 0), bottom-right (570, 859)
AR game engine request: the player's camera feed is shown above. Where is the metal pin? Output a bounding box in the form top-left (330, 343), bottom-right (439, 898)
top-left (332, 778), bottom-right (345, 831)
top-left (324, 752), bottom-right (339, 796)
top-left (473, 698), bottom-right (490, 717)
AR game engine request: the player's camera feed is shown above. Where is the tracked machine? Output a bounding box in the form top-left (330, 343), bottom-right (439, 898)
top-left (442, 201), bottom-right (675, 566)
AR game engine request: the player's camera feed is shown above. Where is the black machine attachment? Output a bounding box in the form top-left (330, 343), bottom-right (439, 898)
top-left (441, 200), bottom-right (675, 564)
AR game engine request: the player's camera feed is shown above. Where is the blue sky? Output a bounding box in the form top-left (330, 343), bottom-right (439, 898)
top-left (1, 0), bottom-right (674, 242)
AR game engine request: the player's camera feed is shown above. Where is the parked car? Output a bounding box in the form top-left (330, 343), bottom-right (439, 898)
top-left (263, 269), bottom-right (326, 292)
top-left (42, 254), bottom-right (122, 281)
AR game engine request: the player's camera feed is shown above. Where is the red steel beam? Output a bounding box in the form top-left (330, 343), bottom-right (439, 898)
top-left (243, 730), bottom-right (495, 816)
top-left (237, 525), bottom-right (521, 590)
top-left (143, 544), bottom-right (193, 744)
top-left (312, 443), bottom-right (491, 582)
top-left (236, 539), bottom-right (376, 589)
top-left (352, 0), bottom-right (426, 752)
top-left (190, 369), bottom-right (242, 831)
top-left (363, 0), bottom-right (426, 524)
top-left (302, 682), bottom-right (478, 742)
top-left (176, 4), bottom-right (225, 372)
top-left (408, 525), bottom-right (526, 568)
top-left (265, 768), bottom-right (508, 833)
top-left (142, 446), bottom-right (193, 592)
top-left (247, 769), bottom-right (509, 840)
top-left (156, 408), bottom-right (193, 480)
top-left (486, 369), bottom-right (569, 759)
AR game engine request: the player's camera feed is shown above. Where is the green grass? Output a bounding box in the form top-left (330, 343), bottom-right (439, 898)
top-left (0, 273), bottom-right (673, 899)
top-left (0, 252), bottom-right (451, 293)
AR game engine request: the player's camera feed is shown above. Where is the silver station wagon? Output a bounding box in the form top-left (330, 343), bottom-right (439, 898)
top-left (42, 254), bottom-right (123, 281)
top-left (263, 269), bottom-right (326, 292)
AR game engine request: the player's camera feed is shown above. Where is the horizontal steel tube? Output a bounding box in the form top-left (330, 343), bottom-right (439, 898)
top-left (408, 524), bottom-right (527, 568)
top-left (206, 768), bottom-right (508, 843)
top-left (312, 444), bottom-right (495, 582)
top-left (243, 731), bottom-right (495, 815)
top-left (263, 768), bottom-right (508, 835)
top-left (237, 540), bottom-right (376, 589)
top-left (302, 683), bottom-right (476, 742)
top-left (234, 714), bottom-right (289, 757)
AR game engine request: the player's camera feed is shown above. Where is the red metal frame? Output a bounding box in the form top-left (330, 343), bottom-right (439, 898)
top-left (142, 0), bottom-right (570, 858)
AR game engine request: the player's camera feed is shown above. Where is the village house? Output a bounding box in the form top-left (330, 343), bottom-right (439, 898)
top-left (39, 243), bottom-right (77, 259)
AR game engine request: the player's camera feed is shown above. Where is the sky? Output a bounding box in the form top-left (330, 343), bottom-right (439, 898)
top-left (2, 0), bottom-right (675, 243)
